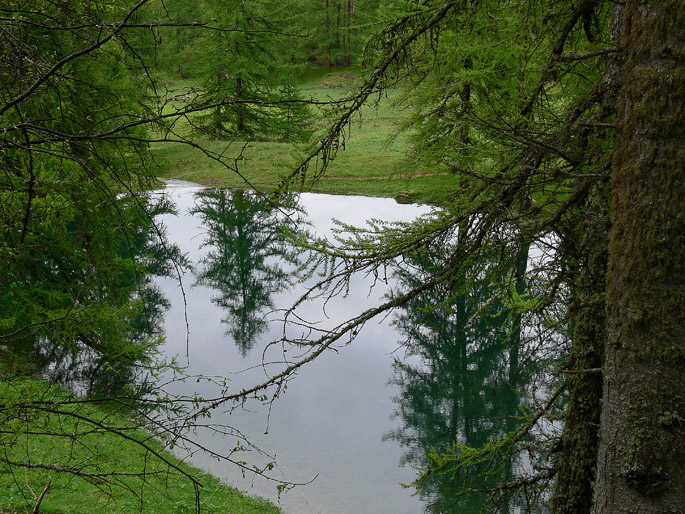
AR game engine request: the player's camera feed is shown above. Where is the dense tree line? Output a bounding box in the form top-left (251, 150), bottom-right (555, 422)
top-left (0, 0), bottom-right (682, 512)
top-left (147, 0), bottom-right (380, 77)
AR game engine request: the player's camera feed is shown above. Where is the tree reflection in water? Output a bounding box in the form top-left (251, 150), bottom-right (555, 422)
top-left (386, 244), bottom-right (536, 513)
top-left (6, 193), bottom-right (180, 397)
top-left (191, 189), bottom-right (305, 357)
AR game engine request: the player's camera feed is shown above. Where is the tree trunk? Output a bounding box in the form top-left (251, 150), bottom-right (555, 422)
top-left (551, 188), bottom-right (608, 514)
top-left (336, 0), bottom-right (341, 62)
top-left (551, 6), bottom-right (623, 511)
top-left (508, 242), bottom-right (529, 387)
top-left (345, 0), bottom-right (352, 66)
top-left (593, 1), bottom-right (685, 512)
top-left (236, 75), bottom-right (244, 134)
top-left (326, 0), bottom-right (331, 68)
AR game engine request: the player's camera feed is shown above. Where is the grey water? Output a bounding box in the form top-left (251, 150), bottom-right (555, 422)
top-left (153, 183), bottom-right (434, 514)
top-left (151, 182), bottom-right (528, 514)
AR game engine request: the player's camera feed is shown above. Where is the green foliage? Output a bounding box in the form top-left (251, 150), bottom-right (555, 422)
top-left (0, 0), bottom-right (169, 380)
top-left (149, 71), bottom-right (453, 201)
top-left (385, 0), bottom-right (613, 207)
top-left (186, 0), bottom-right (312, 141)
top-left (385, 243), bottom-right (539, 512)
top-left (298, 0), bottom-right (380, 67)
top-left (4, 0), bottom-right (671, 511)
top-left (0, 1), bottom-right (204, 508)
top-left (142, 0), bottom-right (207, 79)
top-left (191, 189), bottom-right (305, 355)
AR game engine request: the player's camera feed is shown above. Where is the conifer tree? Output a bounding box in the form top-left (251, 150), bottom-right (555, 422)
top-left (0, 1), bottom-right (200, 503)
top-left (1, 0), bottom-right (682, 511)
top-left (193, 0), bottom-right (312, 141)
top-left (0, 0), bottom-right (164, 367)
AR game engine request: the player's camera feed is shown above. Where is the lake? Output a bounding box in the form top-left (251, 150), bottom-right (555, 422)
top-left (150, 180), bottom-right (527, 514)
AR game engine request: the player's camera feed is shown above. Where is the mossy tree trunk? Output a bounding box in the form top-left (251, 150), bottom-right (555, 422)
top-left (593, 1), bottom-right (685, 511)
top-left (551, 188), bottom-right (608, 514)
top-left (551, 6), bottom-right (623, 511)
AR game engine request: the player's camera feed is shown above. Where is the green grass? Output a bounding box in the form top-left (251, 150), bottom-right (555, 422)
top-left (0, 371), bottom-right (280, 514)
top-left (150, 66), bottom-right (452, 204)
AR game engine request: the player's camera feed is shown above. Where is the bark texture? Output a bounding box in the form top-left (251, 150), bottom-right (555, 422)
top-left (551, 189), bottom-right (608, 514)
top-left (593, 1), bottom-right (685, 512)
top-left (551, 7), bottom-right (623, 511)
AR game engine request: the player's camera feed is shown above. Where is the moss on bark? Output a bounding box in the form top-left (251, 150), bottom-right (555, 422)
top-left (593, 1), bottom-right (685, 512)
top-left (551, 186), bottom-right (609, 514)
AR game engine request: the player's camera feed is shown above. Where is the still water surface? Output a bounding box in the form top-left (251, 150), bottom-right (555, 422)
top-left (152, 181), bottom-right (524, 514)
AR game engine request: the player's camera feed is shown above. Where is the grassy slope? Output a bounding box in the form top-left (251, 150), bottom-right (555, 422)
top-left (150, 67), bottom-right (451, 204)
top-left (0, 371), bottom-right (280, 514)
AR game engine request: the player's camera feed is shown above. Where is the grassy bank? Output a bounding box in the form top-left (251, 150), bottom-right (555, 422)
top-left (151, 67), bottom-right (451, 204)
top-left (0, 371), bottom-right (280, 514)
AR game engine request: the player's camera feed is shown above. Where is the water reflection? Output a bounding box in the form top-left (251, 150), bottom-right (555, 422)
top-left (153, 189), bottom-right (434, 514)
top-left (4, 194), bottom-right (179, 397)
top-left (191, 189), bottom-right (305, 356)
top-left (386, 246), bottom-right (529, 512)
top-left (146, 188), bottom-right (550, 514)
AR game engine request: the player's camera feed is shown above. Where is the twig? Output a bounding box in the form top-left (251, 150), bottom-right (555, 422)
top-left (554, 46), bottom-right (621, 62)
top-left (32, 482), bottom-right (52, 514)
top-left (560, 367), bottom-right (602, 374)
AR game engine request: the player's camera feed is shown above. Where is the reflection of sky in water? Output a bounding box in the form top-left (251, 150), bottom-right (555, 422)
top-left (302, 191), bottom-right (434, 238)
top-left (152, 184), bottom-right (434, 514)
